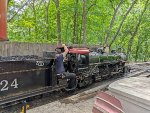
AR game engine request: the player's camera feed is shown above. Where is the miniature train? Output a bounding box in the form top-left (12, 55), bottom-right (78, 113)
top-left (0, 47), bottom-right (128, 106)
top-left (0, 3), bottom-right (128, 106)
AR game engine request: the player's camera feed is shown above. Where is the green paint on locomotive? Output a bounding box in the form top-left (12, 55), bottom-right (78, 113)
top-left (89, 54), bottom-right (122, 63)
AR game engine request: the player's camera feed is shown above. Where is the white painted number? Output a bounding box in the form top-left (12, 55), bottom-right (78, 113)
top-left (0, 79), bottom-right (19, 92)
top-left (0, 80), bottom-right (9, 91)
top-left (11, 79), bottom-right (18, 89)
top-left (36, 61), bottom-right (44, 67)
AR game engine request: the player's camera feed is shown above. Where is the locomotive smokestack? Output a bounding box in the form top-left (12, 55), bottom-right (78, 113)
top-left (0, 0), bottom-right (8, 41)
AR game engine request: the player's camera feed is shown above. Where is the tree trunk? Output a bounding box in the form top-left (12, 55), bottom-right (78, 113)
top-left (8, 0), bottom-right (31, 22)
top-left (79, 19), bottom-right (83, 44)
top-left (135, 37), bottom-right (140, 62)
top-left (87, 0), bottom-right (97, 14)
top-left (73, 0), bottom-right (79, 44)
top-left (105, 0), bottom-right (124, 45)
top-left (32, 0), bottom-right (37, 39)
top-left (109, 0), bottom-right (138, 47)
top-left (126, 0), bottom-right (149, 59)
top-left (29, 28), bottom-right (31, 36)
top-left (46, 0), bottom-right (51, 40)
top-left (79, 0), bottom-right (96, 45)
top-left (53, 0), bottom-right (61, 44)
top-left (65, 19), bottom-right (70, 44)
top-left (83, 0), bottom-right (87, 46)
top-left (144, 39), bottom-right (149, 61)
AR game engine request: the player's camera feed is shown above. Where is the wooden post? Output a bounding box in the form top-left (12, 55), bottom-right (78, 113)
top-left (0, 0), bottom-right (8, 41)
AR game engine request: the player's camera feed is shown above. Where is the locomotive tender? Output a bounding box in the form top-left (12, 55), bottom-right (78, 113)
top-left (0, 47), bottom-right (127, 105)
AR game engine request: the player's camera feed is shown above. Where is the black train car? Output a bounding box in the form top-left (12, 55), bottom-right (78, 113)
top-left (0, 54), bottom-right (67, 105)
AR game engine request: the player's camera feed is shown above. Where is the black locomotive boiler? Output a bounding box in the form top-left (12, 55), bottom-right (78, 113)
top-left (0, 47), bottom-right (128, 106)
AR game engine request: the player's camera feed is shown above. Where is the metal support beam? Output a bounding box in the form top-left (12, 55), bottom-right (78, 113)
top-left (0, 0), bottom-right (8, 41)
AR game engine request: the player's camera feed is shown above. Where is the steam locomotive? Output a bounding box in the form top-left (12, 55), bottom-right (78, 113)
top-left (0, 47), bottom-right (128, 106)
top-left (0, 2), bottom-right (128, 106)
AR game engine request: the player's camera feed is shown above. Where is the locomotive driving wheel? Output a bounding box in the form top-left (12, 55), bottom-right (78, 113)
top-left (77, 74), bottom-right (93, 88)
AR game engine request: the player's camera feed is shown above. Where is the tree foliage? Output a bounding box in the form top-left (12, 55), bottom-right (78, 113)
top-left (8, 0), bottom-right (150, 61)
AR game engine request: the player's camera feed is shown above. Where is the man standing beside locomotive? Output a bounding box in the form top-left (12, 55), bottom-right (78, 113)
top-left (55, 44), bottom-right (76, 90)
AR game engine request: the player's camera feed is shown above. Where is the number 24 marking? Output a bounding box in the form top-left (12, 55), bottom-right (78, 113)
top-left (0, 79), bottom-right (18, 91)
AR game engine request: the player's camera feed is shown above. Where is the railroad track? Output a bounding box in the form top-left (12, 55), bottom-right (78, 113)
top-left (1, 62), bottom-right (150, 113)
top-left (127, 62), bottom-right (150, 77)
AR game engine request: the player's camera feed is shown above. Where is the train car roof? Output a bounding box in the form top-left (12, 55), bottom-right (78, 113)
top-left (69, 48), bottom-right (90, 54)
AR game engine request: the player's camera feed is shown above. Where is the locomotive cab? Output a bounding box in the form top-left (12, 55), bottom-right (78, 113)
top-left (78, 54), bottom-right (89, 67)
top-left (66, 48), bottom-right (90, 73)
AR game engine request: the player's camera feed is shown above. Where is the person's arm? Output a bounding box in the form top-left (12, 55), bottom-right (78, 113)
top-left (62, 44), bottom-right (68, 58)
